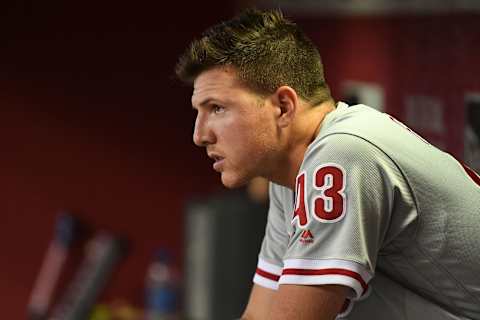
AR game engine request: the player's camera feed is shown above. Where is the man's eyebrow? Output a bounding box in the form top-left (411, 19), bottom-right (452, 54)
top-left (198, 98), bottom-right (214, 106)
top-left (192, 97), bottom-right (219, 109)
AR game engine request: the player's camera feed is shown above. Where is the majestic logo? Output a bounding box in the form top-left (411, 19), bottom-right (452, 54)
top-left (299, 229), bottom-right (314, 244)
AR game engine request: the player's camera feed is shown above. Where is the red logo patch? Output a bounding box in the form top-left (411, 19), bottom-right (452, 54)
top-left (300, 229), bottom-right (314, 244)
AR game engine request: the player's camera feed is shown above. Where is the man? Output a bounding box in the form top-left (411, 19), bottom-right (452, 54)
top-left (176, 9), bottom-right (480, 320)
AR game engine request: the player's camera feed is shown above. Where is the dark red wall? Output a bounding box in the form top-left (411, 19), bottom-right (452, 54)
top-left (0, 3), bottom-right (478, 318)
top-left (0, 1), bottom-right (232, 318)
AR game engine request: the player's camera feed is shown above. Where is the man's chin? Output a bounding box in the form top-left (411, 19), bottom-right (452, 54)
top-left (220, 172), bottom-right (249, 189)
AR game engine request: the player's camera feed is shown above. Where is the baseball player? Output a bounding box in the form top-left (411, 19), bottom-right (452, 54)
top-left (176, 9), bottom-right (480, 320)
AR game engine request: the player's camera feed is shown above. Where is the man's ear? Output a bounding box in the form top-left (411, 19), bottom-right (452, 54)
top-left (273, 86), bottom-right (299, 128)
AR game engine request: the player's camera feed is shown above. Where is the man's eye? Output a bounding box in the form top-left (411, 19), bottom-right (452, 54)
top-left (213, 105), bottom-right (225, 114)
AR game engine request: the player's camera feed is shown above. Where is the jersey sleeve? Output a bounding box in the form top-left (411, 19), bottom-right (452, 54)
top-left (253, 183), bottom-right (289, 290)
top-left (280, 133), bottom-right (408, 299)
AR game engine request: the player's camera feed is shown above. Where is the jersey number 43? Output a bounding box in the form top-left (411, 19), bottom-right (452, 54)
top-left (292, 164), bottom-right (347, 229)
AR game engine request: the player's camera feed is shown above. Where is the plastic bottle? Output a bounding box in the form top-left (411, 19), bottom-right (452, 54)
top-left (144, 248), bottom-right (179, 320)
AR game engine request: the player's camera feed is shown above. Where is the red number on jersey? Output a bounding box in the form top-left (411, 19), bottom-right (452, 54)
top-left (313, 164), bottom-right (347, 222)
top-left (292, 171), bottom-right (309, 228)
top-left (292, 165), bottom-right (347, 228)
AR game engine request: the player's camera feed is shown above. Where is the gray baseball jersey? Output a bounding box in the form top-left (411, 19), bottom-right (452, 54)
top-left (253, 102), bottom-right (480, 319)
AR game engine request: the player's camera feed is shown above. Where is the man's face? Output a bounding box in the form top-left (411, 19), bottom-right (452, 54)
top-left (191, 67), bottom-right (278, 188)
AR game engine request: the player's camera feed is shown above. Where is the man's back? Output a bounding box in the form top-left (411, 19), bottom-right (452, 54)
top-left (318, 103), bottom-right (480, 318)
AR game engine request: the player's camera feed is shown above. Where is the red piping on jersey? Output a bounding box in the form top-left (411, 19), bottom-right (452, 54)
top-left (256, 268), bottom-right (281, 282)
top-left (282, 268), bottom-right (368, 293)
top-left (461, 163), bottom-right (480, 186)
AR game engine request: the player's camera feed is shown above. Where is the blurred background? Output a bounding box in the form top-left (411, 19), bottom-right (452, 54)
top-left (1, 0), bottom-right (479, 319)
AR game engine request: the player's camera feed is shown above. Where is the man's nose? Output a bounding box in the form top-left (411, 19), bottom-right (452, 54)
top-left (193, 115), bottom-right (215, 147)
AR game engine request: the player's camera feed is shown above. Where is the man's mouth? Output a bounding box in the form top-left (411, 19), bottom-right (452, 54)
top-left (213, 158), bottom-right (224, 171)
top-left (208, 153), bottom-right (225, 172)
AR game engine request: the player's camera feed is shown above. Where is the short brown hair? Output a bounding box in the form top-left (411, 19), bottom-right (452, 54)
top-left (175, 9), bottom-right (332, 106)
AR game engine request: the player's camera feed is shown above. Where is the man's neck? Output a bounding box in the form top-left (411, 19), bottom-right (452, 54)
top-left (269, 100), bottom-right (336, 190)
